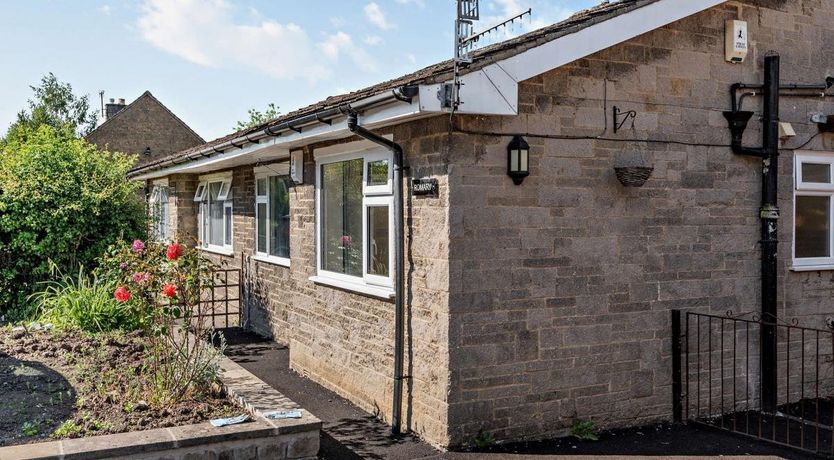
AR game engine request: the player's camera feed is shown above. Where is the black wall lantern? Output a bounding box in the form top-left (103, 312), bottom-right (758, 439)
top-left (507, 135), bottom-right (530, 185)
top-left (143, 146), bottom-right (152, 156)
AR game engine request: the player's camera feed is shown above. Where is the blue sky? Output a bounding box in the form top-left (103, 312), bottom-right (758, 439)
top-left (0, 0), bottom-right (599, 141)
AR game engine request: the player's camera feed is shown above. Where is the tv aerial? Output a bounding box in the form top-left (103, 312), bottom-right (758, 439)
top-left (449, 0), bottom-right (532, 110)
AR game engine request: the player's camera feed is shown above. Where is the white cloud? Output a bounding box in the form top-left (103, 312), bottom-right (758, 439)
top-left (138, 0), bottom-right (381, 83)
top-left (319, 32), bottom-right (379, 73)
top-left (395, 0), bottom-right (425, 7)
top-left (363, 35), bottom-right (383, 46)
top-left (406, 53), bottom-right (417, 65)
top-left (364, 3), bottom-right (394, 30)
top-left (99, 4), bottom-right (111, 15)
top-left (329, 16), bottom-right (346, 27)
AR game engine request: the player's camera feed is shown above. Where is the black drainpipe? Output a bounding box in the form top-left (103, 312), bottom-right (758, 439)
top-left (724, 55), bottom-right (781, 412)
top-left (346, 111), bottom-right (406, 435)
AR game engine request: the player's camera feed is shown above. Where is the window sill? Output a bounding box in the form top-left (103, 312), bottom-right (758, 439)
top-left (199, 246), bottom-right (235, 257)
top-left (308, 276), bottom-right (395, 300)
top-left (253, 255), bottom-right (290, 268)
top-left (790, 264), bottom-right (834, 272)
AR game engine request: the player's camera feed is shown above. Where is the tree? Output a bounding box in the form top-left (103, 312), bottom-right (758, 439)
top-left (0, 125), bottom-right (147, 318)
top-left (3, 73), bottom-right (99, 142)
top-left (234, 103), bottom-right (280, 131)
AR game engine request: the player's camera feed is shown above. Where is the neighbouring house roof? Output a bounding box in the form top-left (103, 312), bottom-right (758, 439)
top-left (128, 0), bottom-right (696, 177)
top-left (88, 91), bottom-right (205, 144)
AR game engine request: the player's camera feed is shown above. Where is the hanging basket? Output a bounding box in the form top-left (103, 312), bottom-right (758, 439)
top-left (614, 166), bottom-right (653, 187)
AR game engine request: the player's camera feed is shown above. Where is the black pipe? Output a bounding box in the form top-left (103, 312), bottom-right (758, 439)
top-left (346, 111), bottom-right (406, 435)
top-left (760, 55), bottom-right (780, 413)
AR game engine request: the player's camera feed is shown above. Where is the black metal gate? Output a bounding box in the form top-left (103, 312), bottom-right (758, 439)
top-left (673, 309), bottom-right (834, 456)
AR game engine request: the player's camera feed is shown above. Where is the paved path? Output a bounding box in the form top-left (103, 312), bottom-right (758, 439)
top-left (223, 330), bottom-right (798, 460)
top-left (224, 332), bottom-right (440, 460)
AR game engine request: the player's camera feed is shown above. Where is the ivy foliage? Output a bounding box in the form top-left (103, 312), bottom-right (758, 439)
top-left (0, 125), bottom-right (147, 318)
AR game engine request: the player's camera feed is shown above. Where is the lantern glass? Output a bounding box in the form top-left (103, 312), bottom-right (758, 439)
top-left (520, 149), bottom-right (528, 172)
top-left (510, 149), bottom-right (520, 172)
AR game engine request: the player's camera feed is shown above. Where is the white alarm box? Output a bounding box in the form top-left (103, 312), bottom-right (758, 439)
top-left (290, 150), bottom-right (304, 184)
top-left (725, 20), bottom-right (748, 63)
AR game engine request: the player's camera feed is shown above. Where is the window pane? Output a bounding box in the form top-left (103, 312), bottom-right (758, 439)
top-left (224, 206), bottom-right (232, 245)
top-left (796, 195), bottom-right (830, 258)
top-left (256, 178), bottom-right (267, 196)
top-left (209, 182), bottom-right (224, 246)
top-left (367, 160), bottom-right (389, 187)
top-left (367, 206), bottom-right (390, 277)
top-left (257, 203), bottom-right (267, 253)
top-left (803, 163), bottom-right (830, 184)
top-left (321, 159), bottom-right (363, 276)
top-left (269, 176), bottom-right (290, 258)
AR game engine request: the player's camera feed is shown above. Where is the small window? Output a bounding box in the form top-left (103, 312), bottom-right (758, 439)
top-left (149, 185), bottom-right (169, 241)
top-left (254, 172), bottom-right (291, 264)
top-left (794, 152), bottom-right (834, 269)
top-left (194, 182), bottom-right (207, 202)
top-left (197, 176), bottom-right (233, 252)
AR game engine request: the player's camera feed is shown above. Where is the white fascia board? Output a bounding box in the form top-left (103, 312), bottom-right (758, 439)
top-left (133, 97), bottom-right (424, 180)
top-left (420, 0), bottom-right (725, 115)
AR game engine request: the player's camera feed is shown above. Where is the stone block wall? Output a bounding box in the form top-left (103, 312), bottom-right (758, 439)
top-left (178, 131), bottom-right (454, 447)
top-left (444, 0), bottom-right (834, 446)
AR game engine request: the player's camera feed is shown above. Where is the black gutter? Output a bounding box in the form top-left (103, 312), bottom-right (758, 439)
top-left (345, 110), bottom-right (407, 436)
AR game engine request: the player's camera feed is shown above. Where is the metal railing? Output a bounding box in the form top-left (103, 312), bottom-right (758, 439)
top-left (194, 268), bottom-right (242, 329)
top-left (673, 309), bottom-right (834, 456)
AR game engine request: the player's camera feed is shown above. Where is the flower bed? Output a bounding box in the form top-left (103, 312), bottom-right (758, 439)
top-left (0, 328), bottom-right (236, 447)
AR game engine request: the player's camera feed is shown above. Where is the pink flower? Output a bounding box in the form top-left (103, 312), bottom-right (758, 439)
top-left (162, 284), bottom-right (177, 299)
top-left (132, 239), bottom-right (145, 253)
top-left (114, 286), bottom-right (131, 303)
top-left (119, 262), bottom-right (128, 271)
top-left (339, 235), bottom-right (353, 248)
top-left (166, 243), bottom-right (184, 261)
top-left (132, 272), bottom-right (149, 284)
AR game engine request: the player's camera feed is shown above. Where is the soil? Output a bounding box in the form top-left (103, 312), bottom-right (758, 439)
top-left (0, 327), bottom-right (237, 447)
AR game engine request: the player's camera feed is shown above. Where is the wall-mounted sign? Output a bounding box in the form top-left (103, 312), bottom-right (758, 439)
top-left (411, 178), bottom-right (438, 197)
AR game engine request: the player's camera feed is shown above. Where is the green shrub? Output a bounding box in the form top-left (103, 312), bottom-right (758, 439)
top-left (0, 125), bottom-right (146, 319)
top-left (29, 263), bottom-right (139, 332)
top-left (571, 419), bottom-right (599, 441)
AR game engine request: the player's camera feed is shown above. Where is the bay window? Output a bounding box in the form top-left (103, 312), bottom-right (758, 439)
top-left (195, 173), bottom-right (233, 254)
top-left (149, 183), bottom-right (169, 241)
top-left (793, 152), bottom-right (834, 269)
top-left (314, 147), bottom-right (394, 297)
top-left (254, 165), bottom-right (291, 266)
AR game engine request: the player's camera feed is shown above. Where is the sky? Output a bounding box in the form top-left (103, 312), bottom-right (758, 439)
top-left (0, 0), bottom-right (599, 141)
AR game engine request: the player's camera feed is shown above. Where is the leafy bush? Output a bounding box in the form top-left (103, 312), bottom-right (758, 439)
top-left (0, 125), bottom-right (146, 319)
top-left (571, 419), bottom-right (599, 441)
top-left (101, 239), bottom-right (224, 404)
top-left (29, 263), bottom-right (139, 332)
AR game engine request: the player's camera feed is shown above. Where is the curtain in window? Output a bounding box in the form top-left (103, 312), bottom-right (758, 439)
top-left (269, 176), bottom-right (290, 258)
top-left (209, 182), bottom-right (224, 246)
top-left (321, 159), bottom-right (363, 276)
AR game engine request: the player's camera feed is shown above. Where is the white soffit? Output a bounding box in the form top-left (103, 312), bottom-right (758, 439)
top-left (421, 0), bottom-right (726, 115)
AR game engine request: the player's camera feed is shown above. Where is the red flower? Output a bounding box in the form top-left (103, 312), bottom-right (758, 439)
top-left (114, 286), bottom-right (131, 303)
top-left (166, 243), bottom-right (184, 261)
top-left (162, 284), bottom-right (177, 298)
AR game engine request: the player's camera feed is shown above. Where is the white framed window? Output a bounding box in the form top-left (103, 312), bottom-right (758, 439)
top-left (149, 182), bottom-right (170, 241)
top-left (195, 173), bottom-right (234, 254)
top-left (793, 152), bottom-right (834, 270)
top-left (254, 165), bottom-right (292, 267)
top-left (313, 144), bottom-right (395, 298)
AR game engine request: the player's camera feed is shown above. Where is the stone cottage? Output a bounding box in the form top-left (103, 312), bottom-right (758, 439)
top-left (127, 0), bottom-right (834, 448)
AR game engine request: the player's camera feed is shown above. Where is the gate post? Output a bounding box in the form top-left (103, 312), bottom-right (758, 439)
top-left (672, 309), bottom-right (683, 423)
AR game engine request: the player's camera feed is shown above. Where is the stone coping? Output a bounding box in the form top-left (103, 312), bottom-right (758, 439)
top-left (0, 340), bottom-right (321, 460)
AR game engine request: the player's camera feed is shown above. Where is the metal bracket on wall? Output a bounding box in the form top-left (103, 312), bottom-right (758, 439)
top-left (613, 106), bottom-right (637, 133)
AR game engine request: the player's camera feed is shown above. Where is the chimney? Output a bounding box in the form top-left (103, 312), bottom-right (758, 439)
top-left (105, 97), bottom-right (127, 120)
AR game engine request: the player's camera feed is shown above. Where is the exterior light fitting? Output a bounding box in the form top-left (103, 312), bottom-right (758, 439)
top-left (507, 135), bottom-right (529, 185)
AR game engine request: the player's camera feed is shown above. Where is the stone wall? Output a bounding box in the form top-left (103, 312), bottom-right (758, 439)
top-left (188, 128), bottom-right (453, 447)
top-left (444, 0), bottom-right (834, 446)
